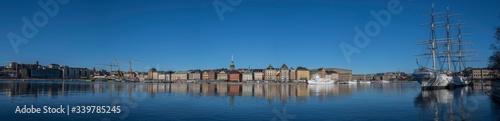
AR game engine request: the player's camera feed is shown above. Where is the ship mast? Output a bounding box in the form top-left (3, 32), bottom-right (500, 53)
top-left (445, 6), bottom-right (452, 72)
top-left (457, 18), bottom-right (464, 72)
top-left (430, 3), bottom-right (437, 71)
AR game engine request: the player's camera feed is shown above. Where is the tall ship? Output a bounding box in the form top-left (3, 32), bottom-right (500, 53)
top-left (413, 4), bottom-right (477, 89)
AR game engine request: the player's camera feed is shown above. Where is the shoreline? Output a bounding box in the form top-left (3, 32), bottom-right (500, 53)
top-left (0, 78), bottom-right (417, 84)
top-left (0, 79), bottom-right (87, 81)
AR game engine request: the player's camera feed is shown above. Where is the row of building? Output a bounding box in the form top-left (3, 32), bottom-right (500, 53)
top-left (0, 61), bottom-right (91, 79)
top-left (138, 54), bottom-right (353, 82)
top-left (142, 65), bottom-right (353, 82)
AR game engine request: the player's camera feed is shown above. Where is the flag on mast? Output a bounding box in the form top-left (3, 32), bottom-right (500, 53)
top-left (416, 58), bottom-right (420, 67)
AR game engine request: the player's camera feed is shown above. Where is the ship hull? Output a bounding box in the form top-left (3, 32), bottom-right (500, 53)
top-left (413, 71), bottom-right (453, 89)
top-left (452, 76), bottom-right (472, 86)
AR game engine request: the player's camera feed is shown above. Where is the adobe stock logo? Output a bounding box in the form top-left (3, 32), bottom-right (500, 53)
top-left (7, 0), bottom-right (70, 54)
top-left (339, 0), bottom-right (403, 63)
top-left (213, 0), bottom-right (243, 21)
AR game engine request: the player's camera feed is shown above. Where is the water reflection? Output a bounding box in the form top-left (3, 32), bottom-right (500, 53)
top-left (414, 87), bottom-right (480, 121)
top-left (0, 81), bottom-right (357, 103)
top-left (1, 80), bottom-right (499, 120)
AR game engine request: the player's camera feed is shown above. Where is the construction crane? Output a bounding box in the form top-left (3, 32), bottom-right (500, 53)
top-left (114, 59), bottom-right (125, 78)
top-left (128, 59), bottom-right (139, 74)
top-left (97, 63), bottom-right (117, 76)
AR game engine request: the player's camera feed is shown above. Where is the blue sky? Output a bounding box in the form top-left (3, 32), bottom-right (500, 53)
top-left (0, 0), bottom-right (499, 74)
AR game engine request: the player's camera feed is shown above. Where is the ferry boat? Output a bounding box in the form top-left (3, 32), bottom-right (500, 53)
top-left (307, 75), bottom-right (335, 85)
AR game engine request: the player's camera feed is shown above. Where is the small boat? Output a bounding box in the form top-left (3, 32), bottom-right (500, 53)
top-left (359, 81), bottom-right (371, 84)
top-left (348, 80), bottom-right (358, 84)
top-left (307, 75), bottom-right (335, 85)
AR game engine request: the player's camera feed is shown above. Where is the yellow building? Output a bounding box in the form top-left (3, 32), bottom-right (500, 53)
top-left (296, 66), bottom-right (310, 80)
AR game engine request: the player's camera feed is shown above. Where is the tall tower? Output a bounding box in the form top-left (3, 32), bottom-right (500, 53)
top-left (230, 53), bottom-right (235, 70)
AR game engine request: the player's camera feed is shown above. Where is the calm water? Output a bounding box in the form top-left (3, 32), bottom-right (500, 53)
top-left (0, 80), bottom-right (499, 121)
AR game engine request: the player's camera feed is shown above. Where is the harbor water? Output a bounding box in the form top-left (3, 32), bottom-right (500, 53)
top-left (0, 80), bottom-right (499, 121)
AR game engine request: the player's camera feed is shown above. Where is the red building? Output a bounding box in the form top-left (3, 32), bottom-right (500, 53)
top-left (229, 70), bottom-right (241, 82)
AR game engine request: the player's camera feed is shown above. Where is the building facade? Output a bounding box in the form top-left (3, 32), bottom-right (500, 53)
top-left (279, 64), bottom-right (290, 82)
top-left (148, 68), bottom-right (157, 80)
top-left (352, 74), bottom-right (366, 81)
top-left (217, 70), bottom-right (228, 81)
top-left (242, 70), bottom-right (253, 81)
top-left (265, 64), bottom-right (277, 81)
top-left (171, 71), bottom-right (188, 82)
top-left (253, 69), bottom-right (264, 81)
top-left (229, 70), bottom-right (241, 82)
top-left (188, 70), bottom-right (201, 80)
top-left (331, 68), bottom-right (352, 81)
top-left (289, 67), bottom-right (296, 81)
top-left (296, 66), bottom-right (310, 80)
top-left (202, 70), bottom-right (210, 80)
top-left (470, 68), bottom-right (498, 80)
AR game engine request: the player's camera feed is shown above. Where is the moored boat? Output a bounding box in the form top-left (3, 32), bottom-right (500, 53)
top-left (307, 75), bottom-right (335, 85)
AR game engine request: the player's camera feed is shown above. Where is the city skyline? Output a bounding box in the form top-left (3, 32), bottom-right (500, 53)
top-left (1, 0), bottom-right (499, 74)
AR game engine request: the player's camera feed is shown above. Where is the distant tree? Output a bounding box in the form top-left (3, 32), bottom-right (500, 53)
top-left (488, 15), bottom-right (500, 69)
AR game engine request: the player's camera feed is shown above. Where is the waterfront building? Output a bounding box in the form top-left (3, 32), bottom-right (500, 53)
top-left (158, 72), bottom-right (166, 80)
top-left (165, 71), bottom-right (173, 81)
top-left (202, 70), bottom-right (210, 80)
top-left (188, 70), bottom-right (201, 80)
top-left (296, 66), bottom-right (310, 80)
top-left (372, 72), bottom-right (398, 81)
top-left (290, 67), bottom-right (296, 81)
top-left (469, 68), bottom-right (499, 80)
top-left (152, 71), bottom-right (159, 80)
top-left (265, 64), bottom-right (277, 81)
top-left (208, 70), bottom-right (216, 80)
top-left (217, 70), bottom-right (228, 81)
top-left (253, 69), bottom-right (264, 81)
top-left (138, 72), bottom-right (147, 79)
top-left (309, 70), bottom-right (318, 79)
top-left (352, 74), bottom-right (366, 81)
top-left (171, 71), bottom-right (188, 82)
top-left (60, 67), bottom-right (90, 79)
top-left (329, 72), bottom-right (339, 80)
top-left (202, 70), bottom-right (216, 80)
top-left (148, 68), bottom-right (157, 80)
top-left (279, 64), bottom-right (290, 82)
top-left (310, 68), bottom-right (327, 78)
top-left (242, 69), bottom-right (253, 81)
top-left (334, 68), bottom-right (352, 81)
top-left (21, 68), bottom-right (61, 79)
top-left (229, 70), bottom-right (241, 82)
top-left (330, 68), bottom-right (352, 81)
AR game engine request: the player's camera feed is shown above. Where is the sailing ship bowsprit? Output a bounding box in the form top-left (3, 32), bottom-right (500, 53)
top-left (413, 4), bottom-right (478, 89)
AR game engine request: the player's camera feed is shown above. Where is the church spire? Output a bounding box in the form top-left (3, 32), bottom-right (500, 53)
top-left (230, 53), bottom-right (235, 70)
